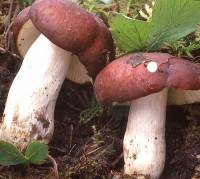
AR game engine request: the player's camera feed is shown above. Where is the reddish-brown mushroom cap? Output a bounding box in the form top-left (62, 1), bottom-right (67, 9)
top-left (79, 16), bottom-right (115, 77)
top-left (94, 53), bottom-right (200, 105)
top-left (30, 0), bottom-right (114, 78)
top-left (30, 0), bottom-right (97, 52)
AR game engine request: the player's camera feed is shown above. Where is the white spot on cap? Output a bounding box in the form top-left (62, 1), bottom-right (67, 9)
top-left (146, 61), bottom-right (158, 73)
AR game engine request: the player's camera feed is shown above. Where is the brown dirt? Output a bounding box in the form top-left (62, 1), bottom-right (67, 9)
top-left (1, 1), bottom-right (200, 179)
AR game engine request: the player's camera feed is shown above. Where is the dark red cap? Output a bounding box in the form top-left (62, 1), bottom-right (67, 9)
top-left (94, 53), bottom-right (200, 105)
top-left (30, 0), bottom-right (114, 78)
top-left (79, 17), bottom-right (115, 78)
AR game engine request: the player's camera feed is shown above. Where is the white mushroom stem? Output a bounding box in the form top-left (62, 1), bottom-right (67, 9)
top-left (123, 88), bottom-right (168, 179)
top-left (0, 34), bottom-right (73, 150)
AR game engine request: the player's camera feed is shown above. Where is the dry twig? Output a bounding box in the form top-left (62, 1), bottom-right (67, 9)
top-left (48, 154), bottom-right (59, 179)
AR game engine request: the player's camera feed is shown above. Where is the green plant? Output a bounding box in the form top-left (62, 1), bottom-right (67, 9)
top-left (74, 0), bottom-right (113, 18)
top-left (167, 38), bottom-right (200, 58)
top-left (167, 24), bottom-right (200, 57)
top-left (80, 98), bottom-right (104, 124)
top-left (19, 0), bottom-right (33, 7)
top-left (0, 141), bottom-right (48, 166)
top-left (109, 0), bottom-right (200, 53)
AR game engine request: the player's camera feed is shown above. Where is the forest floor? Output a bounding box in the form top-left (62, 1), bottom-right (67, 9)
top-left (1, 0), bottom-right (200, 179)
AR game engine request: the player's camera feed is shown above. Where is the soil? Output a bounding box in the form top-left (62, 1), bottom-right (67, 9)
top-left (0, 1), bottom-right (200, 179)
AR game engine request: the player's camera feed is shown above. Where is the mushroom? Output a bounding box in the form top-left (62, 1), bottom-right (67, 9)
top-left (94, 52), bottom-right (200, 179)
top-left (0, 0), bottom-right (114, 151)
top-left (10, 5), bottom-right (99, 84)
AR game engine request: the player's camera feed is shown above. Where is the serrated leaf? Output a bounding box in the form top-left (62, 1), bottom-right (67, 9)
top-left (149, 0), bottom-right (200, 50)
top-left (0, 141), bottom-right (26, 166)
top-left (25, 141), bottom-right (48, 164)
top-left (109, 0), bottom-right (200, 52)
top-left (109, 14), bottom-right (152, 52)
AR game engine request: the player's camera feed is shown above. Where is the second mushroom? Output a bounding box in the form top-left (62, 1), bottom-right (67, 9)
top-left (94, 52), bottom-right (200, 179)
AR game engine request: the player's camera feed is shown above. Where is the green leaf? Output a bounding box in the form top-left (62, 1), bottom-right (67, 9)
top-left (0, 141), bottom-right (26, 166)
top-left (109, 14), bottom-right (152, 52)
top-left (149, 0), bottom-right (200, 50)
top-left (109, 0), bottom-right (200, 52)
top-left (25, 141), bottom-right (48, 165)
